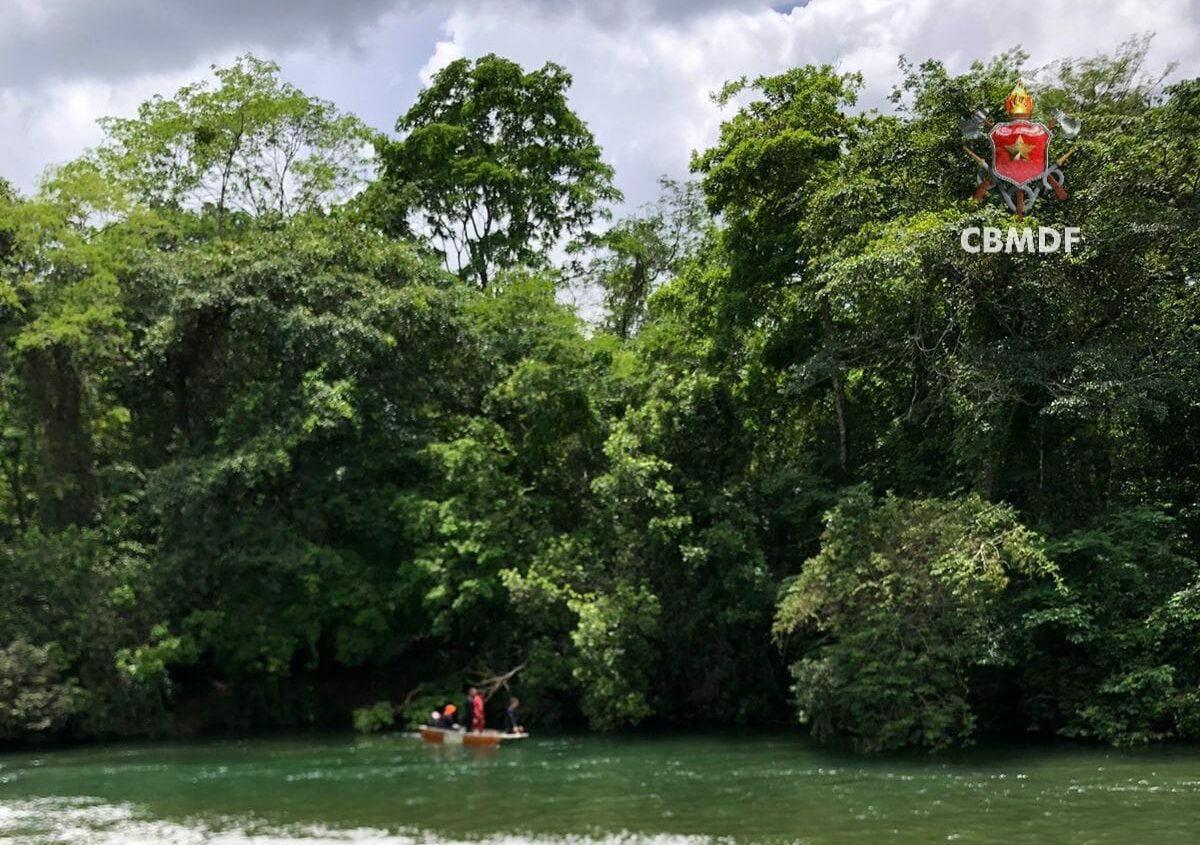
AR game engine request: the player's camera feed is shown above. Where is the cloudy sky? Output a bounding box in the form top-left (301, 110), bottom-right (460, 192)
top-left (3, 0), bottom-right (1200, 212)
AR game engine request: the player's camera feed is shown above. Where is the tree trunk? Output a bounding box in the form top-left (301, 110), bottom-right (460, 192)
top-left (26, 344), bottom-right (98, 528)
top-left (820, 296), bottom-right (849, 474)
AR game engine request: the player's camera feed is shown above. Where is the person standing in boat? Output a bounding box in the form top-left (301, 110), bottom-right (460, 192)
top-left (458, 688), bottom-right (473, 730)
top-left (470, 687), bottom-right (485, 732)
top-left (504, 697), bottom-right (524, 734)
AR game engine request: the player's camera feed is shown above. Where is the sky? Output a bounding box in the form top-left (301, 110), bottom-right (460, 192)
top-left (3, 0), bottom-right (1200, 215)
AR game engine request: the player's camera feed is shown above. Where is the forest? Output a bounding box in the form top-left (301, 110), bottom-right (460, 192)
top-left (1, 39), bottom-right (1198, 753)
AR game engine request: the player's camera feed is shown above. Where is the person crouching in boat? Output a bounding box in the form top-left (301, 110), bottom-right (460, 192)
top-left (504, 697), bottom-right (524, 734)
top-left (439, 704), bottom-right (457, 728)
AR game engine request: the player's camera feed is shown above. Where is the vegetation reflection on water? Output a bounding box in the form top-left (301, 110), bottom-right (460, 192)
top-left (1, 733), bottom-right (1198, 844)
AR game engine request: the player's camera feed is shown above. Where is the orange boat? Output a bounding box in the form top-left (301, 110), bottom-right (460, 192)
top-left (419, 726), bottom-right (527, 747)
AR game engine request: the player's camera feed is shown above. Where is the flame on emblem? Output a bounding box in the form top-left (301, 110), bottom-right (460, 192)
top-left (1004, 83), bottom-right (1034, 119)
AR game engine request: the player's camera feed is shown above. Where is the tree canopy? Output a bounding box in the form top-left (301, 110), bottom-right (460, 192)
top-left (95, 55), bottom-right (376, 224)
top-left (378, 54), bottom-right (621, 288)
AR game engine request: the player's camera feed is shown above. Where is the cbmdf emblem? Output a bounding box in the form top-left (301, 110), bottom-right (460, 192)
top-left (961, 83), bottom-right (1081, 217)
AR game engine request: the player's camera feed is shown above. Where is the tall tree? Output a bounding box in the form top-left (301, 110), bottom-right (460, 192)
top-left (380, 54), bottom-right (621, 288)
top-left (95, 55), bottom-right (376, 225)
top-left (571, 178), bottom-right (708, 340)
top-left (692, 66), bottom-right (862, 472)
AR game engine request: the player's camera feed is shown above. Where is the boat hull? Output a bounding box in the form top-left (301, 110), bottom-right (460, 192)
top-left (419, 726), bottom-right (525, 746)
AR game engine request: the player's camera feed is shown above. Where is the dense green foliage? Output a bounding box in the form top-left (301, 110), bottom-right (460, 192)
top-left (1, 41), bottom-right (1198, 751)
top-left (774, 490), bottom-right (1059, 751)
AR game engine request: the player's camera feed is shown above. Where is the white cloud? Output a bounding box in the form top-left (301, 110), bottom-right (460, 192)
top-left (417, 0), bottom-right (1200, 210)
top-left (419, 39), bottom-right (466, 86)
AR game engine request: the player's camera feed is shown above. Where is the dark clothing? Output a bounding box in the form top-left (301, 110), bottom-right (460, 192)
top-left (460, 698), bottom-right (472, 728)
top-left (434, 713), bottom-right (454, 729)
top-left (504, 704), bottom-right (521, 733)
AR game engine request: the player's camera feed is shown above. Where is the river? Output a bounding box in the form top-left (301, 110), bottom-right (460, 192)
top-left (1, 733), bottom-right (1197, 844)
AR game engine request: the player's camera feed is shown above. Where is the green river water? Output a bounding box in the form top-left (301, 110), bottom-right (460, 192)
top-left (1, 733), bottom-right (1197, 844)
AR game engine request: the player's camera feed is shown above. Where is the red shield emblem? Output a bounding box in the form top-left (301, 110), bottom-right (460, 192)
top-left (989, 120), bottom-right (1051, 187)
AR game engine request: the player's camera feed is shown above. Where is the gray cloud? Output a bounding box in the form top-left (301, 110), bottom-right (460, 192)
top-left (0, 0), bottom-right (405, 88)
top-left (468, 0), bottom-right (775, 26)
top-left (0, 0), bottom-right (785, 91)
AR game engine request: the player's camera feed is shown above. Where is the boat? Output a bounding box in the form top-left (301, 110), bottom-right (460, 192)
top-left (418, 726), bottom-right (528, 747)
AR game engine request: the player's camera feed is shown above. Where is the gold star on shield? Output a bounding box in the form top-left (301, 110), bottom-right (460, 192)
top-left (1006, 135), bottom-right (1035, 161)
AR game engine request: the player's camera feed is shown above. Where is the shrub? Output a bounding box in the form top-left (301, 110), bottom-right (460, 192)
top-left (351, 700), bottom-right (396, 734)
top-left (0, 639), bottom-right (84, 741)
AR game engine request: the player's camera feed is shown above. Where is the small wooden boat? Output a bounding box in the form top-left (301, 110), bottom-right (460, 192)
top-left (419, 726), bottom-right (528, 747)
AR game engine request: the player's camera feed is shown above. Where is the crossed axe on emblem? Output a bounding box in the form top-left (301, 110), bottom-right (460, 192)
top-left (960, 109), bottom-right (1081, 217)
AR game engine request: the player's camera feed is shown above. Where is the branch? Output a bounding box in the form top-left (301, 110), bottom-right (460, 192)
top-left (470, 662), bottom-right (526, 702)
